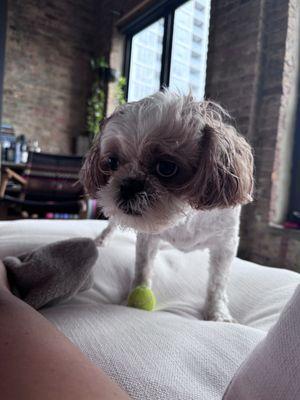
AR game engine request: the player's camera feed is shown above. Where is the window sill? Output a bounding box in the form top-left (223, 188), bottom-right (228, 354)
top-left (268, 223), bottom-right (300, 240)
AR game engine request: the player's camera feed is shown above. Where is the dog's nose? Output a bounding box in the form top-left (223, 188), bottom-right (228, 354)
top-left (120, 178), bottom-right (145, 200)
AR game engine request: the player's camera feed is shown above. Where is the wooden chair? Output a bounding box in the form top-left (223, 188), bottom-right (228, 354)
top-left (0, 152), bottom-right (87, 219)
top-left (0, 167), bottom-right (27, 197)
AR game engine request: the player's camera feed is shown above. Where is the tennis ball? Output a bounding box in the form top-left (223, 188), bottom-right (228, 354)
top-left (127, 285), bottom-right (156, 311)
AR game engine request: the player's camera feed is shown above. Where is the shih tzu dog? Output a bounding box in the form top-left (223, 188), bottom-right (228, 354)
top-left (80, 90), bottom-right (253, 322)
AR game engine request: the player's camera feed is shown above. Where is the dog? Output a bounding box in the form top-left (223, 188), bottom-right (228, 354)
top-left (80, 90), bottom-right (253, 322)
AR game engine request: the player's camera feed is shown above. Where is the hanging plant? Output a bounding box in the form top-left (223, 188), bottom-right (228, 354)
top-left (116, 76), bottom-right (127, 105)
top-left (90, 56), bottom-right (108, 70)
top-left (91, 57), bottom-right (118, 82)
top-left (86, 57), bottom-right (107, 137)
top-left (86, 84), bottom-right (105, 137)
top-left (86, 57), bottom-right (125, 136)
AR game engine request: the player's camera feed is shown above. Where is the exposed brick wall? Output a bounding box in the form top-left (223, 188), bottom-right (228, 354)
top-left (206, 0), bottom-right (300, 270)
top-left (3, 0), bottom-right (97, 154)
top-left (206, 0), bottom-right (263, 137)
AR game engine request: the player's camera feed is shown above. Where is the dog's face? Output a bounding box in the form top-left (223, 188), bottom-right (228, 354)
top-left (81, 91), bottom-right (253, 233)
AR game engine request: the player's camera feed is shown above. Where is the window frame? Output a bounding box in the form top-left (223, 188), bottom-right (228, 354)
top-left (288, 75), bottom-right (300, 224)
top-left (120, 0), bottom-right (191, 99)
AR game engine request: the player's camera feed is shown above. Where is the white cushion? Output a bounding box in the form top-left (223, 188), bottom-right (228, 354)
top-left (0, 219), bottom-right (299, 399)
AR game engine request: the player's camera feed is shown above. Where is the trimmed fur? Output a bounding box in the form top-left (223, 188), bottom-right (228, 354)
top-left (80, 90), bottom-right (254, 321)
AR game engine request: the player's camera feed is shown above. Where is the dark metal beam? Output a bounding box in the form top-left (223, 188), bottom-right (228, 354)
top-left (119, 0), bottom-right (186, 36)
top-left (160, 10), bottom-right (174, 88)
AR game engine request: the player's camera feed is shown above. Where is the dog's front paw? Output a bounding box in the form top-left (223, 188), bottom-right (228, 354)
top-left (94, 236), bottom-right (107, 247)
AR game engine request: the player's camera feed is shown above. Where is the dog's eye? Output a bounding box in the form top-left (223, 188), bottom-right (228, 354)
top-left (156, 161), bottom-right (178, 178)
top-left (107, 157), bottom-right (119, 171)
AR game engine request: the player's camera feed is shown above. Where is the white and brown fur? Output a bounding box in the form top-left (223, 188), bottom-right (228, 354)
top-left (80, 90), bottom-right (253, 322)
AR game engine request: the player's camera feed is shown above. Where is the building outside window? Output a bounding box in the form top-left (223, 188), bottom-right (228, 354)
top-left (128, 19), bottom-right (164, 101)
top-left (124, 0), bottom-right (211, 102)
top-left (169, 0), bottom-right (210, 99)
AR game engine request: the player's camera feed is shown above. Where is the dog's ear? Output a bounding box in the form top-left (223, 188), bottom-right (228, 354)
top-left (80, 115), bottom-right (114, 198)
top-left (187, 102), bottom-right (254, 210)
top-left (80, 136), bottom-right (108, 198)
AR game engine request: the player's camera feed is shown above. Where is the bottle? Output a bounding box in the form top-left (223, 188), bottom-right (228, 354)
top-left (6, 142), bottom-right (16, 162)
top-left (21, 139), bottom-right (28, 163)
top-left (15, 135), bottom-right (23, 163)
top-left (28, 140), bottom-right (41, 153)
top-left (15, 135), bottom-right (28, 163)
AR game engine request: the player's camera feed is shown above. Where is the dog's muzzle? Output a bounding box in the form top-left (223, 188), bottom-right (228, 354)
top-left (118, 178), bottom-right (148, 216)
top-left (119, 178), bottom-right (145, 201)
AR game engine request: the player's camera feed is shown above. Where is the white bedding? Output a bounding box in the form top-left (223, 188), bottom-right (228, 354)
top-left (0, 219), bottom-right (299, 399)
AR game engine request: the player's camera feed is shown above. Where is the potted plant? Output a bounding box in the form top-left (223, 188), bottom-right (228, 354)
top-left (91, 57), bottom-right (118, 84)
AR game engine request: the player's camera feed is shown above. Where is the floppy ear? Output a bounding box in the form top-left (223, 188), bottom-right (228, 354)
top-left (79, 135), bottom-right (108, 198)
top-left (188, 102), bottom-right (254, 210)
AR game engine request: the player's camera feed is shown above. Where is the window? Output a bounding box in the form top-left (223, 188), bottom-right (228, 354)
top-left (122, 0), bottom-right (211, 102)
top-left (127, 19), bottom-right (164, 102)
top-left (288, 77), bottom-right (300, 225)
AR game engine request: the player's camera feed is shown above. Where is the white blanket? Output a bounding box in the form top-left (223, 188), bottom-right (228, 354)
top-left (0, 219), bottom-right (299, 399)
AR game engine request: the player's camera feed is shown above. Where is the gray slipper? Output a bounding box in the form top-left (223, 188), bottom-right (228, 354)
top-left (4, 237), bottom-right (98, 309)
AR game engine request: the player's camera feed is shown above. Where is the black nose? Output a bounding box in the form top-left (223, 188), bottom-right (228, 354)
top-left (120, 178), bottom-right (145, 201)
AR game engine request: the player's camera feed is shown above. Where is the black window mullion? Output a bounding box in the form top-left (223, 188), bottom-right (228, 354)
top-left (160, 10), bottom-right (175, 88)
top-left (119, 0), bottom-right (186, 36)
top-left (123, 36), bottom-right (132, 100)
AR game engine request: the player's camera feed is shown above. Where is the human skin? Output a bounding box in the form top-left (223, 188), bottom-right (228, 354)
top-left (0, 260), bottom-right (131, 400)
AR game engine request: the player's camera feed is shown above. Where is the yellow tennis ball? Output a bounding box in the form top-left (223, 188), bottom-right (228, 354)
top-left (127, 285), bottom-right (156, 311)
